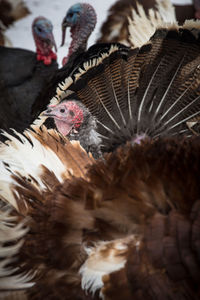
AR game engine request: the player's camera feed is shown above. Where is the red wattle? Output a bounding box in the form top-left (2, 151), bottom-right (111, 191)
top-left (62, 56), bottom-right (68, 66)
top-left (36, 50), bottom-right (57, 65)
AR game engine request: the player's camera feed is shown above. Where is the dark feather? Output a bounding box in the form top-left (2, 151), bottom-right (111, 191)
top-left (0, 17), bottom-right (58, 138)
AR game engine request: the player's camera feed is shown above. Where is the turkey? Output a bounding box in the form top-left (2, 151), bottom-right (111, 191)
top-left (0, 128), bottom-right (200, 299)
top-left (0, 0), bottom-right (30, 46)
top-left (37, 21), bottom-right (200, 157)
top-left (31, 2), bottom-right (98, 122)
top-left (96, 0), bottom-right (198, 46)
top-left (0, 16), bottom-right (58, 139)
top-left (61, 2), bottom-right (97, 66)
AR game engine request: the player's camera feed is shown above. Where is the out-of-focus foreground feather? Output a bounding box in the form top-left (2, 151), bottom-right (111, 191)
top-left (0, 127), bottom-right (94, 211)
top-left (0, 135), bottom-right (200, 299)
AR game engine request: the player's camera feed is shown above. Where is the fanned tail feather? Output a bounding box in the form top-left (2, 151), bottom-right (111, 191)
top-left (128, 0), bottom-right (176, 48)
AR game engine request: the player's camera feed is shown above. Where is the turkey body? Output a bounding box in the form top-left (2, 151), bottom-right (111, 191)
top-left (0, 16), bottom-right (58, 139)
top-left (96, 0), bottom-right (197, 46)
top-left (0, 46), bottom-right (57, 134)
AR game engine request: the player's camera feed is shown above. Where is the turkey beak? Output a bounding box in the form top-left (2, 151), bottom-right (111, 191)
top-left (48, 32), bottom-right (57, 52)
top-left (42, 108), bottom-right (54, 117)
top-left (52, 35), bottom-right (57, 53)
top-left (61, 18), bottom-right (68, 47)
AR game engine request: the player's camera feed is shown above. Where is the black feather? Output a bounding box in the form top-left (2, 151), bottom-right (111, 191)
top-left (0, 46), bottom-right (58, 138)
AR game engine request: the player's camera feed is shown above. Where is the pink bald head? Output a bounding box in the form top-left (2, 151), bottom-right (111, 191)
top-left (43, 101), bottom-right (84, 136)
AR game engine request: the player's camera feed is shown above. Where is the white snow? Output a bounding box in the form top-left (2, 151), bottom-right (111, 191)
top-left (171, 0), bottom-right (192, 4)
top-left (6, 0), bottom-right (116, 66)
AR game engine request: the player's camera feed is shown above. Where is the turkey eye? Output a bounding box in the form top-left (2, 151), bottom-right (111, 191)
top-left (68, 13), bottom-right (73, 18)
top-left (60, 109), bottom-right (65, 113)
top-left (69, 110), bottom-right (74, 117)
top-left (37, 27), bottom-right (42, 32)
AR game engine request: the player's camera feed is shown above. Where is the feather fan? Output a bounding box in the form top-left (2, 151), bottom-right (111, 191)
top-left (37, 21), bottom-right (200, 153)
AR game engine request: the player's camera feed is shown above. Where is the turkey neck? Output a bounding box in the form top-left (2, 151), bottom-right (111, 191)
top-left (33, 34), bottom-right (57, 64)
top-left (36, 39), bottom-right (54, 56)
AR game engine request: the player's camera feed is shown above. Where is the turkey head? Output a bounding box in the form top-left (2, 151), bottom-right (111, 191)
top-left (32, 16), bottom-right (57, 65)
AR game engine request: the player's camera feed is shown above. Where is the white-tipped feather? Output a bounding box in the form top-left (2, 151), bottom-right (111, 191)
top-left (79, 235), bottom-right (137, 298)
top-left (128, 0), bottom-right (176, 48)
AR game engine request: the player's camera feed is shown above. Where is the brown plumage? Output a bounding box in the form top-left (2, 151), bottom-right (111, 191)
top-left (0, 135), bottom-right (200, 299)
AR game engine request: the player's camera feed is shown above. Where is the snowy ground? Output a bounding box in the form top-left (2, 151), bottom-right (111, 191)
top-left (6, 0), bottom-right (115, 66)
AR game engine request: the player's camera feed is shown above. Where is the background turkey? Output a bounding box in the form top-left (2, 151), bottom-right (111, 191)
top-left (96, 0), bottom-right (198, 46)
top-left (61, 2), bottom-right (97, 66)
top-left (36, 21), bottom-right (200, 157)
top-left (0, 0), bottom-right (29, 46)
top-left (0, 16), bottom-right (57, 140)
